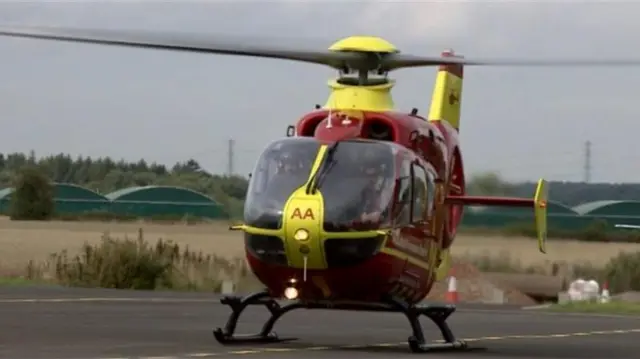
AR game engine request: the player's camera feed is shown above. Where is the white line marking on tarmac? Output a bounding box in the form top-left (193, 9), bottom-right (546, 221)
top-left (2, 296), bottom-right (639, 320)
top-left (458, 307), bottom-right (640, 320)
top-left (0, 297), bottom-right (214, 303)
top-left (26, 328), bottom-right (640, 359)
top-left (103, 328), bottom-right (640, 358)
top-left (185, 354), bottom-right (220, 357)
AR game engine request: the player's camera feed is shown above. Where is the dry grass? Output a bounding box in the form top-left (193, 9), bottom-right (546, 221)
top-left (1, 219), bottom-right (640, 275)
top-left (452, 236), bottom-right (640, 267)
top-left (0, 220), bottom-right (243, 273)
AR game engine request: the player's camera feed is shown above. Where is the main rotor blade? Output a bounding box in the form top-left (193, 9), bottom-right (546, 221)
top-left (0, 24), bottom-right (367, 69)
top-left (4, 24), bottom-right (640, 72)
top-left (383, 54), bottom-right (640, 70)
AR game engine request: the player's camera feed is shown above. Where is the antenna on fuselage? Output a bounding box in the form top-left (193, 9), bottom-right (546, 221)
top-left (326, 106), bottom-right (333, 129)
top-left (326, 77), bottom-right (337, 129)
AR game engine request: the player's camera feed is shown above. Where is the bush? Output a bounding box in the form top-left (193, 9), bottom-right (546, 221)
top-left (461, 250), bottom-right (557, 275)
top-left (603, 251), bottom-right (640, 293)
top-left (46, 229), bottom-right (260, 291)
top-left (462, 249), bottom-right (640, 294)
top-left (9, 166), bottom-right (55, 220)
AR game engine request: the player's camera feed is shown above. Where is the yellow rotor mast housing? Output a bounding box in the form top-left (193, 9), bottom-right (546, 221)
top-left (324, 36), bottom-right (398, 112)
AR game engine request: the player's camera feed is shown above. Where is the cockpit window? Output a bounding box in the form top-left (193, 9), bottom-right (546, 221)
top-left (394, 157), bottom-right (412, 226)
top-left (243, 138), bottom-right (399, 232)
top-left (411, 162), bottom-right (438, 224)
top-left (426, 169), bottom-right (436, 214)
top-left (315, 140), bottom-right (396, 232)
top-left (412, 163), bottom-right (428, 223)
top-left (244, 138), bottom-right (321, 229)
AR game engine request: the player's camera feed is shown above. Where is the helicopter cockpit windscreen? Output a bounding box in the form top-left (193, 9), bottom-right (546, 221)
top-left (315, 141), bottom-right (396, 232)
top-left (244, 137), bottom-right (321, 229)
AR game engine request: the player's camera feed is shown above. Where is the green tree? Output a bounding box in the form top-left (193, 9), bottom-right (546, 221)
top-left (9, 166), bottom-right (55, 220)
top-left (466, 172), bottom-right (513, 196)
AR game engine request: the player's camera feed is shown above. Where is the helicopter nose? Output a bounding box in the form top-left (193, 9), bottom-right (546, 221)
top-left (282, 192), bottom-right (326, 275)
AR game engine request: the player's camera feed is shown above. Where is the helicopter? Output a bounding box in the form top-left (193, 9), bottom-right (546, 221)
top-left (2, 24), bottom-right (640, 353)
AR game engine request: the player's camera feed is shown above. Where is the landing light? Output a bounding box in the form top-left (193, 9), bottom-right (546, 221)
top-left (284, 286), bottom-right (299, 300)
top-left (294, 229), bottom-right (309, 241)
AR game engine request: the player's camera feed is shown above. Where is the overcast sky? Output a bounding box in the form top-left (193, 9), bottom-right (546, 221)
top-left (1, 0), bottom-right (640, 183)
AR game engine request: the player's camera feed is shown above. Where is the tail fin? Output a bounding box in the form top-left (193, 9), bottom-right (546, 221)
top-left (428, 49), bottom-right (463, 131)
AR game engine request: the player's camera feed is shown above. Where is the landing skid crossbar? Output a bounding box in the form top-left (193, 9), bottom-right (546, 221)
top-left (212, 291), bottom-right (468, 353)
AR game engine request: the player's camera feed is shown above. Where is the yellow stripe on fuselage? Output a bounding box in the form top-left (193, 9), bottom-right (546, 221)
top-left (381, 248), bottom-right (431, 271)
top-left (241, 224), bottom-right (434, 272)
top-left (323, 229), bottom-right (433, 271)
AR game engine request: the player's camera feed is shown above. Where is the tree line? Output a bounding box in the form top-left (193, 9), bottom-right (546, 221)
top-left (466, 172), bottom-right (640, 206)
top-left (1, 152), bottom-right (639, 217)
top-left (0, 152), bottom-right (248, 218)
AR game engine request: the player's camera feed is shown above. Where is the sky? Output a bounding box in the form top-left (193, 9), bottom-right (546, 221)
top-left (1, 0), bottom-right (640, 183)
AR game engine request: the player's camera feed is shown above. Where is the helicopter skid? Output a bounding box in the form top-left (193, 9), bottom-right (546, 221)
top-left (212, 290), bottom-right (300, 345)
top-left (405, 303), bottom-right (468, 353)
top-left (213, 291), bottom-right (467, 353)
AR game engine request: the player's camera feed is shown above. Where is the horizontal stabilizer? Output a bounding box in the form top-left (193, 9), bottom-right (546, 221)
top-left (446, 178), bottom-right (548, 253)
top-left (229, 224), bottom-right (247, 231)
top-left (445, 196), bottom-right (534, 207)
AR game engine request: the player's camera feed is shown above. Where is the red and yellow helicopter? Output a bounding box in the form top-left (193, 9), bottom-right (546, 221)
top-left (1, 25), bottom-right (637, 353)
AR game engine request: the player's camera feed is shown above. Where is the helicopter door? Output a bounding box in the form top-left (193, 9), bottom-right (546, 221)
top-left (390, 160), bottom-right (434, 300)
top-left (404, 162), bottom-right (433, 267)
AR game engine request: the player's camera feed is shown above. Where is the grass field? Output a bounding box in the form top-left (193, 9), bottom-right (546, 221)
top-left (2, 219), bottom-right (640, 275)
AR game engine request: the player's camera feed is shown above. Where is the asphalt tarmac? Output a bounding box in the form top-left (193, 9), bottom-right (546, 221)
top-left (1, 286), bottom-right (639, 359)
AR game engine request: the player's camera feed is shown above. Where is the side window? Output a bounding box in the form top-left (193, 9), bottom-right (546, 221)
top-left (411, 163), bottom-right (428, 223)
top-left (425, 170), bottom-right (437, 216)
top-left (394, 159), bottom-right (412, 226)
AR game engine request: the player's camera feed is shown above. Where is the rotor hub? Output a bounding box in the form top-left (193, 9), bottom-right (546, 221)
top-left (326, 36), bottom-right (398, 84)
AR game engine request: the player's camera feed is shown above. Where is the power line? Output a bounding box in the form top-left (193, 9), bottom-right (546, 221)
top-left (584, 140), bottom-right (592, 183)
top-left (227, 138), bottom-right (235, 176)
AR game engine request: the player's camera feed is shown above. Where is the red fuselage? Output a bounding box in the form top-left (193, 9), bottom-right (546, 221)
top-left (245, 110), bottom-right (466, 304)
